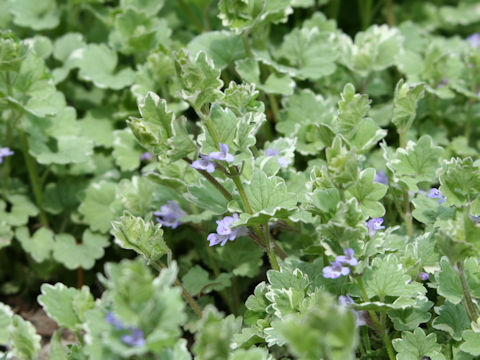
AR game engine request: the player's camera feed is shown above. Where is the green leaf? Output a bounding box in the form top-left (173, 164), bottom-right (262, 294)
top-left (188, 31), bottom-right (245, 70)
top-left (412, 194), bottom-right (455, 225)
top-left (174, 49), bottom-right (223, 110)
top-left (340, 25), bottom-right (402, 76)
top-left (182, 265), bottom-right (232, 296)
top-left (388, 297), bottom-right (433, 331)
top-left (231, 170), bottom-right (297, 226)
top-left (79, 110), bottom-right (115, 148)
top-left (0, 302), bottom-right (13, 344)
top-left (9, 315), bottom-right (41, 360)
top-left (436, 257), bottom-right (463, 304)
top-left (0, 195), bottom-right (38, 227)
top-left (15, 226), bottom-right (54, 263)
top-left (386, 135), bottom-right (444, 192)
top-left (218, 0), bottom-right (293, 33)
top-left (392, 79), bottom-right (425, 130)
top-left (217, 237), bottom-right (264, 278)
top-left (461, 331), bottom-right (480, 357)
top-left (363, 254), bottom-right (426, 299)
top-left (48, 331), bottom-right (67, 360)
top-left (186, 178), bottom-right (233, 215)
top-left (276, 27), bottom-right (338, 80)
top-left (109, 9), bottom-right (170, 55)
top-left (9, 0), bottom-right (60, 30)
top-left (52, 230), bottom-right (109, 270)
top-left (120, 0), bottom-right (165, 13)
top-left (273, 291), bottom-right (357, 360)
top-left (392, 328), bottom-right (446, 360)
top-left (112, 129), bottom-right (143, 171)
top-left (439, 157), bottom-right (480, 206)
top-left (229, 348), bottom-right (269, 360)
top-left (432, 301), bottom-right (470, 341)
top-left (277, 89), bottom-right (336, 155)
top-left (77, 44), bottom-right (135, 90)
top-left (112, 212), bottom-right (168, 263)
top-left (193, 306), bottom-right (242, 360)
top-left (78, 181), bottom-right (119, 233)
top-left (235, 58), bottom-right (295, 95)
top-left (346, 168), bottom-right (387, 217)
top-left (38, 283), bottom-right (94, 330)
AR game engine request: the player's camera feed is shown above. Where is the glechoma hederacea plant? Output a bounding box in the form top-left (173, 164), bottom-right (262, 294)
top-left (1, 0), bottom-right (480, 359)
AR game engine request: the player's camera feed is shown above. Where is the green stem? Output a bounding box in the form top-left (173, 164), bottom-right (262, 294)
top-left (399, 128), bottom-right (413, 236)
top-left (75, 330), bottom-right (85, 346)
top-left (359, 0), bottom-right (373, 30)
top-left (176, 0), bottom-right (203, 33)
top-left (2, 117), bottom-right (13, 199)
top-left (267, 93), bottom-right (280, 123)
top-left (183, 157), bottom-right (232, 201)
top-left (384, 0), bottom-right (396, 27)
top-left (153, 261), bottom-right (203, 318)
top-left (357, 277), bottom-right (396, 360)
top-left (362, 326), bottom-right (371, 352)
top-left (242, 33), bottom-right (253, 58)
top-left (264, 225), bottom-right (280, 271)
top-left (18, 129), bottom-right (49, 227)
top-left (465, 101), bottom-right (473, 142)
top-left (458, 261), bottom-right (479, 321)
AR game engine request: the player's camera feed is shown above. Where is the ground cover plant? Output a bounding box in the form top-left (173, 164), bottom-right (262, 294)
top-left (1, 0), bottom-right (480, 359)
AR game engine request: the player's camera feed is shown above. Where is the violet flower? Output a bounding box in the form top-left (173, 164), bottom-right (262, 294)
top-left (419, 272), bottom-right (429, 281)
top-left (366, 218), bottom-right (385, 237)
top-left (0, 147), bottom-right (14, 163)
top-left (191, 154), bottom-right (215, 173)
top-left (140, 152), bottom-right (153, 161)
top-left (427, 188), bottom-right (445, 204)
top-left (154, 200), bottom-right (186, 229)
top-left (374, 170), bottom-right (388, 185)
top-left (265, 147), bottom-right (290, 168)
top-left (322, 261), bottom-right (350, 279)
top-left (106, 311), bottom-right (124, 330)
top-left (209, 143), bottom-right (234, 163)
top-left (266, 148), bottom-right (279, 156)
top-left (336, 248), bottom-right (358, 266)
top-left (121, 328), bottom-right (146, 347)
top-left (338, 295), bottom-right (366, 326)
top-left (437, 78), bottom-right (449, 89)
top-left (467, 33), bottom-right (480, 48)
top-left (470, 215), bottom-right (480, 223)
top-left (207, 213), bottom-right (247, 247)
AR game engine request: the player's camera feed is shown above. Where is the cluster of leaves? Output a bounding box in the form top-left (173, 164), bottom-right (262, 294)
top-left (1, 0), bottom-right (480, 359)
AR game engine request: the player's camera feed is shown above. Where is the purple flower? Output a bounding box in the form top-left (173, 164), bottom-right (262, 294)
top-left (366, 218), bottom-right (385, 236)
top-left (322, 261), bottom-right (350, 279)
top-left (265, 147), bottom-right (290, 168)
top-left (277, 157), bottom-right (290, 168)
top-left (106, 311), bottom-right (124, 330)
top-left (140, 152), bottom-right (153, 161)
top-left (209, 143), bottom-right (234, 163)
top-left (374, 170), bottom-right (388, 185)
top-left (207, 213), bottom-right (247, 247)
top-left (336, 248), bottom-right (358, 266)
top-left (266, 148), bottom-right (279, 157)
top-left (338, 295), bottom-right (366, 326)
top-left (477, 90), bottom-right (480, 99)
top-left (191, 154), bottom-right (215, 173)
top-left (419, 272), bottom-right (429, 281)
top-left (467, 33), bottom-right (480, 48)
top-left (0, 147), bottom-right (14, 163)
top-left (471, 215), bottom-right (480, 223)
top-left (121, 328), bottom-right (146, 347)
top-left (427, 188), bottom-right (445, 204)
top-left (154, 200), bottom-right (186, 229)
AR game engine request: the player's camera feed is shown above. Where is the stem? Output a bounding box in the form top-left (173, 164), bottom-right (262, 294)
top-left (242, 33), bottom-right (253, 58)
top-left (176, 0), bottom-right (203, 33)
top-left (77, 268), bottom-right (84, 289)
top-left (18, 129), bottom-right (49, 227)
top-left (399, 128), bottom-right (413, 236)
top-left (153, 261), bottom-right (203, 318)
top-left (75, 330), bottom-right (85, 347)
top-left (264, 226), bottom-right (280, 271)
top-left (458, 261), bottom-right (479, 321)
top-left (384, 0), bottom-right (396, 27)
top-left (359, 0), bottom-right (373, 30)
top-left (267, 93), bottom-right (280, 123)
top-left (183, 157), bottom-right (232, 201)
top-left (357, 277), bottom-right (396, 360)
top-left (2, 117), bottom-right (13, 199)
top-left (465, 101), bottom-right (473, 142)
